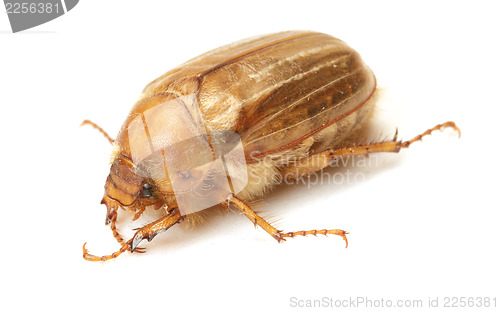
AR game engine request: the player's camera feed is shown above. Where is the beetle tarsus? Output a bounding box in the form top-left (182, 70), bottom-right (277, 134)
top-left (280, 229), bottom-right (349, 247)
top-left (401, 121), bottom-right (460, 148)
top-left (83, 241), bottom-right (131, 262)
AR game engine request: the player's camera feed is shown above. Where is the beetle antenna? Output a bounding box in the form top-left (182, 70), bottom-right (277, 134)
top-left (81, 119), bottom-right (115, 144)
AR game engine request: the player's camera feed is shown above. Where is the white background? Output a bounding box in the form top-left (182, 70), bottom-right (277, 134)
top-left (1, 1), bottom-right (499, 310)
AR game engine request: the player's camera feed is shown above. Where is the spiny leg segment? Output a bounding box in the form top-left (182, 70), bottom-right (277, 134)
top-left (282, 121), bottom-right (460, 178)
top-left (130, 209), bottom-right (184, 252)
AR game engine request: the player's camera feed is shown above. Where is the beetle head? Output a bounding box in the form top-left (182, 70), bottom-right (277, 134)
top-left (102, 155), bottom-right (163, 224)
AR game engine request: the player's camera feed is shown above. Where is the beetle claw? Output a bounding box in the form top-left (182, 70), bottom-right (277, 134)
top-left (130, 229), bottom-right (159, 252)
top-left (130, 233), bottom-right (144, 253)
top-left (147, 232), bottom-right (158, 242)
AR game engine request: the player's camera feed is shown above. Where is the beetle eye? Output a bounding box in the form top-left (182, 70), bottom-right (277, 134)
top-left (142, 183), bottom-right (153, 198)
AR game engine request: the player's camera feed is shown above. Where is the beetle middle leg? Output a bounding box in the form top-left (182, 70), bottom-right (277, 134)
top-left (227, 194), bottom-right (349, 247)
top-left (281, 121), bottom-right (460, 179)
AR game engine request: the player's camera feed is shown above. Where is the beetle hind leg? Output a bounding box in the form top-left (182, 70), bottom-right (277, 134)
top-left (225, 122), bottom-right (459, 249)
top-left (281, 121), bottom-right (460, 179)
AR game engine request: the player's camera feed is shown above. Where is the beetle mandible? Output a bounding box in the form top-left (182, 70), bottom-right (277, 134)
top-left (82, 31), bottom-right (460, 261)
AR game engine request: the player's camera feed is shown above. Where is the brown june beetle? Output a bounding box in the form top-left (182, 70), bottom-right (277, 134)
top-left (82, 31), bottom-right (460, 261)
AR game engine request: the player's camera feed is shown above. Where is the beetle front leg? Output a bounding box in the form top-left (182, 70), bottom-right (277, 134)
top-left (83, 209), bottom-right (184, 262)
top-left (227, 194), bottom-right (349, 247)
top-left (101, 196), bottom-right (146, 253)
top-left (106, 209), bottom-right (146, 253)
top-left (130, 209), bottom-right (184, 252)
